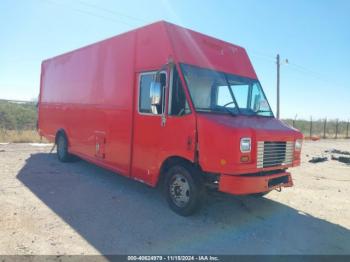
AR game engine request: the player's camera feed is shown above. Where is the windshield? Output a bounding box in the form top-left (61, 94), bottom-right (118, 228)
top-left (181, 64), bottom-right (273, 117)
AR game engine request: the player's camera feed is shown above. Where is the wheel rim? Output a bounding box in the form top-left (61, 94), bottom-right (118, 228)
top-left (169, 173), bottom-right (191, 208)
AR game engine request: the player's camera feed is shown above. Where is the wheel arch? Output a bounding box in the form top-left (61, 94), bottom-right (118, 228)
top-left (55, 128), bottom-right (68, 145)
top-left (156, 155), bottom-right (202, 188)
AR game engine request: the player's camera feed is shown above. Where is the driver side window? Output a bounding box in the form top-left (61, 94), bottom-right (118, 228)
top-left (169, 67), bottom-right (191, 116)
top-left (139, 72), bottom-right (166, 115)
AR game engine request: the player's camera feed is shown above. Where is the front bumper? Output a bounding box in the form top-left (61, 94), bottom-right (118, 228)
top-left (218, 171), bottom-right (293, 195)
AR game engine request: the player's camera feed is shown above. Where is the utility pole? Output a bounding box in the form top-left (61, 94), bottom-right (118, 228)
top-left (292, 114), bottom-right (297, 128)
top-left (276, 54), bottom-right (280, 119)
top-left (276, 54), bottom-right (288, 119)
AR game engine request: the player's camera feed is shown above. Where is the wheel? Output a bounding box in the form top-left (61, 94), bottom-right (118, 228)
top-left (164, 163), bottom-right (204, 216)
top-left (251, 191), bottom-right (271, 197)
top-left (56, 133), bottom-right (74, 162)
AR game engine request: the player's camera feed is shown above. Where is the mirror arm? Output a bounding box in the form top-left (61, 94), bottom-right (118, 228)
top-left (155, 58), bottom-right (175, 77)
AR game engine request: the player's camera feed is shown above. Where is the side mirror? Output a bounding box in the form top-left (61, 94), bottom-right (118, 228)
top-left (259, 99), bottom-right (269, 111)
top-left (253, 94), bottom-right (261, 112)
top-left (150, 81), bottom-right (162, 106)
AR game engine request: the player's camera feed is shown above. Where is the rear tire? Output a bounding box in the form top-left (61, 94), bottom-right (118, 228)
top-left (164, 162), bottom-right (204, 216)
top-left (56, 133), bottom-right (74, 162)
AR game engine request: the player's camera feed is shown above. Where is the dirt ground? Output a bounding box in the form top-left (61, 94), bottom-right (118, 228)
top-left (0, 140), bottom-right (350, 255)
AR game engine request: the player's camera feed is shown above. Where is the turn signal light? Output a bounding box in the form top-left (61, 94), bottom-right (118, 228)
top-left (240, 156), bottom-right (250, 163)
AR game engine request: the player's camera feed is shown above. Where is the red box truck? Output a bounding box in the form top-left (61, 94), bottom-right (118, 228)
top-left (38, 21), bottom-right (303, 216)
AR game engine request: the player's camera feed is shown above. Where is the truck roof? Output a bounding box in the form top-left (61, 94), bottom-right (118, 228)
top-left (43, 21), bottom-right (257, 79)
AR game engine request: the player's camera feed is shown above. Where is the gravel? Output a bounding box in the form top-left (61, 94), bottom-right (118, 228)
top-left (0, 141), bottom-right (350, 255)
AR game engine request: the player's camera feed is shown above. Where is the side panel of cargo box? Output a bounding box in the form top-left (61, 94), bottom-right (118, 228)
top-left (38, 32), bottom-right (136, 176)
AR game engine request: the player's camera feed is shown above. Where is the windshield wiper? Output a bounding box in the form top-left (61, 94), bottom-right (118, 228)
top-left (252, 110), bottom-right (274, 117)
top-left (222, 102), bottom-right (238, 117)
top-left (223, 107), bottom-right (237, 117)
top-left (255, 110), bottom-right (273, 114)
top-left (223, 73), bottom-right (241, 115)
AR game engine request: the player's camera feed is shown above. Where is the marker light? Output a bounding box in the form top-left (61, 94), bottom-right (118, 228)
top-left (295, 139), bottom-right (302, 151)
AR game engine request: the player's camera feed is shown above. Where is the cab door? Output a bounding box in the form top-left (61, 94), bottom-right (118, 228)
top-left (131, 66), bottom-right (196, 185)
top-left (131, 71), bottom-right (167, 184)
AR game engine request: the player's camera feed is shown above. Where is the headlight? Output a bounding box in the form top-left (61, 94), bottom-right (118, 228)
top-left (295, 139), bottom-right (302, 151)
top-left (240, 137), bottom-right (251, 153)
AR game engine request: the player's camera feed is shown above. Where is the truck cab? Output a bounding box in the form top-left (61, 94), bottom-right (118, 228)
top-left (145, 61), bottom-right (302, 216)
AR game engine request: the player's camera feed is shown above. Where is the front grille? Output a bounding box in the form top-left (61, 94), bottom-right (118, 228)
top-left (257, 141), bottom-right (293, 168)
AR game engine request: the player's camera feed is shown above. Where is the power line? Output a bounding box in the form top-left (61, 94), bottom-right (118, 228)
top-left (287, 62), bottom-right (326, 78)
top-left (286, 62), bottom-right (347, 87)
top-left (249, 53), bottom-right (275, 64)
top-left (15, 2), bottom-right (350, 91)
top-left (75, 0), bottom-right (148, 24)
top-left (248, 49), bottom-right (276, 62)
top-left (248, 49), bottom-right (347, 88)
top-left (43, 0), bottom-right (337, 87)
top-left (43, 0), bottom-right (135, 27)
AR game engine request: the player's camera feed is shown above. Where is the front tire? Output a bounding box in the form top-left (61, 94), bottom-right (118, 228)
top-left (164, 163), bottom-right (204, 216)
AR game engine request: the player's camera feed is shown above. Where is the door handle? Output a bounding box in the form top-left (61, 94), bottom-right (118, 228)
top-left (187, 136), bottom-right (193, 150)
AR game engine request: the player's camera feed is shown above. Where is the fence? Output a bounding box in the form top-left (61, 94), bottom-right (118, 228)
top-left (283, 118), bottom-right (350, 139)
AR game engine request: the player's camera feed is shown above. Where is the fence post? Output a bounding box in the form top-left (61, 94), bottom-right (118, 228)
top-left (323, 118), bottom-right (327, 139)
top-left (309, 116), bottom-right (313, 138)
top-left (293, 114), bottom-right (297, 128)
top-left (335, 119), bottom-right (339, 139)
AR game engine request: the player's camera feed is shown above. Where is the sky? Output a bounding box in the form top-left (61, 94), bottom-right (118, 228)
top-left (1, 0), bottom-right (349, 120)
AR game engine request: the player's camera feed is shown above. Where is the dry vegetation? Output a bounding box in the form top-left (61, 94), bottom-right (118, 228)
top-left (0, 129), bottom-right (45, 143)
top-left (0, 100), bottom-right (47, 143)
